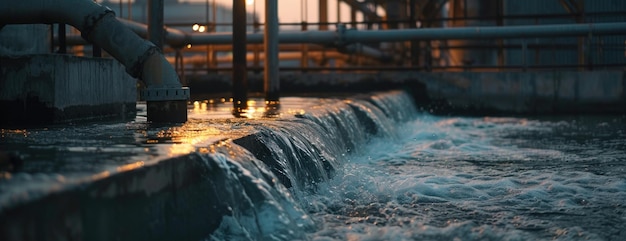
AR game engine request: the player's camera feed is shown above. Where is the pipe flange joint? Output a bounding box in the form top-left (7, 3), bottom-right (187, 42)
top-left (129, 46), bottom-right (159, 79)
top-left (141, 87), bottom-right (190, 101)
top-left (81, 7), bottom-right (115, 41)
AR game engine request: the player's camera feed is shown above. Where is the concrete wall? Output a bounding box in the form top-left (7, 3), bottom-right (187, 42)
top-left (186, 70), bottom-right (626, 115)
top-left (0, 54), bottom-right (137, 124)
top-left (416, 71), bottom-right (626, 115)
top-left (0, 25), bottom-right (50, 56)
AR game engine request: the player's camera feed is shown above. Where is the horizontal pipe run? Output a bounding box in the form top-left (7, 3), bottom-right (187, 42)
top-left (80, 19), bottom-right (626, 46)
top-left (117, 18), bottom-right (189, 47)
top-left (343, 22), bottom-right (626, 42)
top-left (188, 31), bottom-right (338, 45)
top-left (166, 51), bottom-right (350, 64)
top-left (0, 0), bottom-right (189, 122)
top-left (170, 44), bottom-right (328, 52)
top-left (53, 20), bottom-right (626, 67)
top-left (183, 63), bottom-right (626, 73)
top-left (0, 1), bottom-right (185, 88)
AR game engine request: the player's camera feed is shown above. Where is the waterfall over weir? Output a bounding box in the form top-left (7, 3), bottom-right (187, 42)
top-left (0, 90), bottom-right (419, 241)
top-left (203, 91), bottom-right (418, 240)
top-left (4, 90), bottom-right (626, 240)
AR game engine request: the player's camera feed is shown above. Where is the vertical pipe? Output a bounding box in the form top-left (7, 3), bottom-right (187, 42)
top-left (128, 0), bottom-right (132, 20)
top-left (57, 24), bottom-right (66, 54)
top-left (301, 0), bottom-right (308, 70)
top-left (578, 0), bottom-right (586, 70)
top-left (253, 1), bottom-right (260, 73)
top-left (205, 0), bottom-right (211, 74)
top-left (148, 0), bottom-right (164, 49)
top-left (496, 0), bottom-right (504, 69)
top-left (319, 0), bottom-right (328, 30)
top-left (522, 40), bottom-right (527, 72)
top-left (92, 45), bottom-right (102, 57)
top-left (233, 0), bottom-right (248, 114)
top-left (350, 6), bottom-right (356, 29)
top-left (337, 0), bottom-right (341, 24)
top-left (265, 0), bottom-right (279, 101)
top-left (301, 22), bottom-right (309, 70)
top-left (49, 24), bottom-right (54, 53)
top-left (208, 0), bottom-right (217, 70)
top-left (409, 0), bottom-right (418, 67)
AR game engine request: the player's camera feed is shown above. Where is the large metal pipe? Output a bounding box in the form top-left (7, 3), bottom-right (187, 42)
top-left (166, 51), bottom-right (351, 65)
top-left (147, 0), bottom-right (164, 49)
top-left (176, 22), bottom-right (626, 46)
top-left (265, 0), bottom-right (279, 101)
top-left (232, 0), bottom-right (247, 115)
top-left (188, 31), bottom-right (337, 45)
top-left (0, 0), bottom-right (189, 122)
top-left (63, 20), bottom-right (626, 46)
top-left (117, 18), bottom-right (188, 48)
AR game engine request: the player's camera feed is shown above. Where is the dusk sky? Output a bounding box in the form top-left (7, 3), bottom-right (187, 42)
top-left (181, 0), bottom-right (370, 24)
top-left (186, 0), bottom-right (344, 23)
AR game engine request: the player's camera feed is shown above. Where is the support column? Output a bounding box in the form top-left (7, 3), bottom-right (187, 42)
top-left (319, 0), bottom-right (328, 30)
top-left (265, 0), bottom-right (279, 102)
top-left (409, 0), bottom-right (419, 67)
top-left (57, 24), bottom-right (66, 54)
top-left (147, 0), bottom-right (164, 49)
top-left (496, 0), bottom-right (504, 69)
top-left (233, 0), bottom-right (248, 115)
top-left (301, 21), bottom-right (309, 70)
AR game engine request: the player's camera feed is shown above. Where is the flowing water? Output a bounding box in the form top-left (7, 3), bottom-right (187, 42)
top-left (2, 91), bottom-right (625, 241)
top-left (205, 92), bottom-right (626, 240)
top-left (301, 114), bottom-right (626, 241)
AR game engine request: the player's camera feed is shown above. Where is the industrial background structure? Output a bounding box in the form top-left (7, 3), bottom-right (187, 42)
top-left (1, 0), bottom-right (626, 123)
top-left (2, 1), bottom-right (626, 240)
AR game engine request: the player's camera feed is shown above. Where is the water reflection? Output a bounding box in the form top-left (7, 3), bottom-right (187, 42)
top-left (264, 100), bottom-right (281, 118)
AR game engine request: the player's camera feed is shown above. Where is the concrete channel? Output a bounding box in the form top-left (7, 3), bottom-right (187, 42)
top-left (0, 90), bottom-right (411, 240)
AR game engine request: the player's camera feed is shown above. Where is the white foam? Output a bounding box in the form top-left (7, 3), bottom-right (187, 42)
top-left (304, 113), bottom-right (626, 240)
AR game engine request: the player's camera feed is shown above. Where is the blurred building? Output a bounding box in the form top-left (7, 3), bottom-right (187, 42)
top-left (404, 0), bottom-right (626, 70)
top-left (100, 0), bottom-right (258, 32)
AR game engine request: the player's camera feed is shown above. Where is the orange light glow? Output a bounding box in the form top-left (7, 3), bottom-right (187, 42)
top-left (116, 161), bottom-right (145, 172)
top-left (168, 143), bottom-right (196, 156)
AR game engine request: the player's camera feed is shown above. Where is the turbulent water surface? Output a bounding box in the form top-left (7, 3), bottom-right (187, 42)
top-left (2, 93), bottom-right (626, 241)
top-left (301, 114), bottom-right (626, 241)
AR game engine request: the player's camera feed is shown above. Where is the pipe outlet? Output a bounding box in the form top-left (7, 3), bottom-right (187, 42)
top-left (0, 0), bottom-right (189, 122)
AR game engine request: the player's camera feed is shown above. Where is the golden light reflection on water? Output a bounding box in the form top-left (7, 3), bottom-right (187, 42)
top-left (116, 161), bottom-right (145, 172)
top-left (140, 122), bottom-right (228, 156)
top-left (91, 170), bottom-right (110, 180)
top-left (141, 97), bottom-right (321, 155)
top-left (1, 129), bottom-right (29, 138)
top-left (168, 143), bottom-right (196, 156)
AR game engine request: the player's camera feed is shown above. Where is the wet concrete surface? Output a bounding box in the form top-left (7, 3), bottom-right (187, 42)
top-left (0, 96), bottom-right (328, 207)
